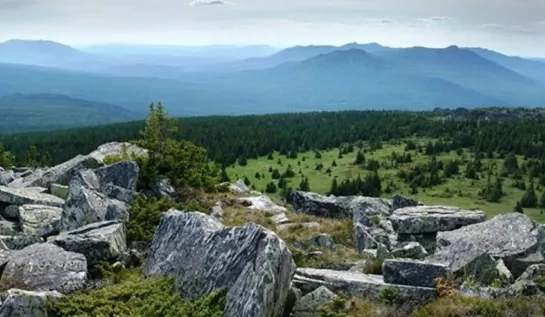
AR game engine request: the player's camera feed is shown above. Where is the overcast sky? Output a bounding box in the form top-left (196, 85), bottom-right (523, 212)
top-left (1, 0), bottom-right (544, 56)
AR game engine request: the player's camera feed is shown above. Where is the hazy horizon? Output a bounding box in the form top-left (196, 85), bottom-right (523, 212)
top-left (1, 0), bottom-right (544, 57)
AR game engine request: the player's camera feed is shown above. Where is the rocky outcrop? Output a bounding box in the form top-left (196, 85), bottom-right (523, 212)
top-left (0, 186), bottom-right (64, 208)
top-left (0, 243), bottom-right (88, 294)
top-left (143, 210), bottom-right (295, 317)
top-left (0, 289), bottom-right (63, 317)
top-left (52, 221), bottom-right (127, 266)
top-left (391, 206), bottom-right (487, 234)
top-left (93, 161), bottom-right (139, 192)
top-left (391, 194), bottom-right (420, 211)
top-left (291, 286), bottom-right (338, 317)
top-left (436, 213), bottom-right (545, 278)
top-left (18, 204), bottom-right (62, 237)
top-left (0, 170), bottom-right (15, 186)
top-left (293, 268), bottom-right (436, 304)
top-left (88, 142), bottom-right (148, 163)
top-left (382, 259), bottom-right (452, 288)
top-left (290, 191), bottom-right (392, 220)
top-left (238, 195), bottom-right (287, 215)
top-left (60, 169), bottom-right (129, 231)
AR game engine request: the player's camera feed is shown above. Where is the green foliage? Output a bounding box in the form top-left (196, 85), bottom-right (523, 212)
top-left (126, 195), bottom-right (210, 244)
top-left (47, 267), bottom-right (226, 317)
top-left (521, 182), bottom-right (538, 208)
top-left (377, 287), bottom-right (401, 306)
top-left (363, 258), bottom-right (385, 275)
top-left (0, 143), bottom-right (15, 168)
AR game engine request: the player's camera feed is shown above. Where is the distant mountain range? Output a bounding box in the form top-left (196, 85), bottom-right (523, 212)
top-left (0, 93), bottom-right (142, 133)
top-left (0, 39), bottom-right (544, 133)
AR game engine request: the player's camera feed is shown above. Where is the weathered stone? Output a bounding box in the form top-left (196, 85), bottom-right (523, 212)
top-left (397, 233), bottom-right (438, 254)
top-left (516, 264), bottom-right (545, 281)
top-left (0, 249), bottom-right (13, 267)
top-left (0, 289), bottom-right (63, 317)
top-left (52, 221), bottom-right (126, 266)
top-left (307, 234), bottom-right (336, 250)
top-left (1, 205), bottom-right (20, 220)
top-left (271, 212), bottom-right (290, 224)
top-left (290, 191), bottom-right (392, 220)
top-left (282, 287), bottom-right (301, 317)
top-left (427, 239), bottom-right (499, 284)
top-left (229, 179), bottom-right (251, 195)
top-left (50, 183), bottom-right (69, 199)
top-left (391, 194), bottom-right (420, 211)
top-left (60, 169), bottom-right (128, 231)
top-left (210, 201), bottom-right (224, 219)
top-left (102, 183), bottom-right (136, 203)
top-left (238, 195), bottom-right (287, 215)
top-left (291, 286), bottom-right (338, 317)
top-left (0, 243), bottom-right (87, 294)
top-left (89, 142), bottom-right (148, 163)
top-left (18, 204), bottom-right (62, 237)
top-left (382, 259), bottom-right (452, 288)
top-left (354, 224), bottom-right (390, 252)
top-left (293, 268), bottom-right (436, 304)
top-left (361, 249), bottom-right (378, 260)
top-left (391, 242), bottom-right (428, 259)
top-left (496, 259), bottom-right (514, 283)
top-left (391, 206), bottom-right (487, 234)
top-left (148, 178), bottom-right (177, 199)
top-left (0, 170), bottom-right (15, 186)
top-left (93, 161), bottom-right (139, 191)
top-left (143, 210), bottom-right (295, 317)
top-left (349, 260), bottom-right (372, 273)
top-left (0, 186), bottom-right (64, 208)
top-left (0, 219), bottom-right (18, 235)
top-left (0, 235), bottom-right (43, 250)
top-left (436, 213), bottom-right (545, 278)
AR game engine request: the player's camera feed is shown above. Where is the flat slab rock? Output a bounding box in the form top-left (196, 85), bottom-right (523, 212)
top-left (0, 288), bottom-right (63, 317)
top-left (390, 205), bottom-right (487, 234)
top-left (237, 195), bottom-right (287, 215)
top-left (0, 186), bottom-right (64, 208)
top-left (0, 243), bottom-right (87, 294)
top-left (52, 220), bottom-right (127, 266)
top-left (293, 268), bottom-right (436, 304)
top-left (143, 210), bottom-right (295, 317)
top-left (436, 213), bottom-right (544, 278)
top-left (18, 204), bottom-right (62, 237)
top-left (290, 191), bottom-right (392, 220)
top-left (382, 258), bottom-right (452, 288)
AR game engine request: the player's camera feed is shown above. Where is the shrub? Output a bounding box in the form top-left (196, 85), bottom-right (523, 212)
top-left (47, 266), bottom-right (226, 317)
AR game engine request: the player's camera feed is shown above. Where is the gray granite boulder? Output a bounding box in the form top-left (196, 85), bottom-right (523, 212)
top-left (238, 195), bottom-right (287, 215)
top-left (60, 169), bottom-right (128, 231)
top-left (306, 233), bottom-right (336, 250)
top-left (391, 206), bottom-right (487, 234)
top-left (436, 213), bottom-right (545, 278)
top-left (354, 224), bottom-right (391, 252)
top-left (18, 204), bottom-right (62, 237)
top-left (0, 289), bottom-right (63, 317)
top-left (290, 191), bottom-right (392, 220)
top-left (93, 161), bottom-right (139, 192)
top-left (50, 183), bottom-right (69, 199)
top-left (391, 194), bottom-right (420, 211)
top-left (143, 210), bottom-right (295, 317)
top-left (516, 264), bottom-right (545, 281)
top-left (382, 259), bottom-right (452, 288)
top-left (0, 219), bottom-right (18, 236)
top-left (291, 286), bottom-right (338, 317)
top-left (0, 235), bottom-right (43, 250)
top-left (89, 142), bottom-right (148, 163)
top-left (293, 268), bottom-right (436, 304)
top-left (52, 221), bottom-right (127, 266)
top-left (0, 170), bottom-right (15, 186)
top-left (0, 186), bottom-right (64, 208)
top-left (391, 242), bottom-right (428, 259)
top-left (0, 243), bottom-right (87, 294)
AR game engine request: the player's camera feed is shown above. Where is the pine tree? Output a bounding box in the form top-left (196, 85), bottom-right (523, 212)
top-left (220, 168), bottom-right (230, 183)
top-left (539, 191), bottom-right (545, 209)
top-left (243, 176), bottom-right (251, 186)
top-left (332, 160), bottom-right (337, 167)
top-left (299, 177), bottom-right (310, 191)
top-left (514, 201), bottom-right (524, 213)
top-left (354, 150), bottom-right (365, 165)
top-left (255, 172), bottom-right (261, 179)
top-left (329, 178), bottom-right (339, 196)
top-left (521, 182), bottom-right (538, 208)
top-left (265, 182), bottom-right (277, 193)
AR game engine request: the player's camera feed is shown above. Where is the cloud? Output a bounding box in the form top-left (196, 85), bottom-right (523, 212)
top-left (189, 0), bottom-right (232, 5)
top-left (366, 18), bottom-right (396, 24)
top-left (416, 16), bottom-right (454, 24)
top-left (480, 23), bottom-right (533, 33)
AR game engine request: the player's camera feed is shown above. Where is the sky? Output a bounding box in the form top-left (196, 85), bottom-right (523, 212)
top-left (1, 0), bottom-right (544, 56)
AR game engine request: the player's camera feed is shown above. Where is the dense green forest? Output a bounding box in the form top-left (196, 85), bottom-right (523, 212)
top-left (2, 107), bottom-right (545, 168)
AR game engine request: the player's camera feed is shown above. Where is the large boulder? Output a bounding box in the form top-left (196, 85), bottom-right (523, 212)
top-left (52, 221), bottom-right (127, 266)
top-left (293, 268), bottom-right (436, 304)
top-left (238, 195), bottom-right (287, 215)
top-left (382, 259), bottom-right (452, 288)
top-left (0, 170), bottom-right (15, 186)
top-left (290, 191), bottom-right (391, 220)
top-left (436, 213), bottom-right (545, 278)
top-left (291, 286), bottom-right (338, 317)
top-left (0, 243), bottom-right (87, 294)
top-left (391, 194), bottom-right (420, 211)
top-left (93, 161), bottom-right (139, 192)
top-left (88, 142), bottom-right (148, 162)
top-left (390, 206), bottom-right (487, 234)
top-left (60, 169), bottom-right (128, 231)
top-left (391, 242), bottom-right (428, 259)
top-left (143, 210), bottom-right (295, 317)
top-left (18, 204), bottom-right (63, 237)
top-left (0, 186), bottom-right (64, 208)
top-left (0, 289), bottom-right (63, 317)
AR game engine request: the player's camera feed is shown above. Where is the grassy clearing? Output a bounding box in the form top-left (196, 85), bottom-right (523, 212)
top-left (226, 138), bottom-right (545, 223)
top-left (219, 195), bottom-right (362, 268)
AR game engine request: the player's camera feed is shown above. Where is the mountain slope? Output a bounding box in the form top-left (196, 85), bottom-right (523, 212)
top-left (211, 49), bottom-right (504, 111)
top-left (0, 40), bottom-right (94, 68)
top-left (467, 47), bottom-right (545, 82)
top-left (375, 46), bottom-right (545, 105)
top-left (0, 93), bottom-right (143, 133)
